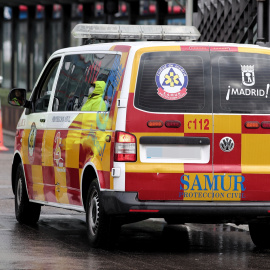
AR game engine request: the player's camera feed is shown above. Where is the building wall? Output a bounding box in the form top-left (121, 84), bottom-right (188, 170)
top-left (1, 1), bottom-right (186, 91)
top-left (195, 0), bottom-right (258, 44)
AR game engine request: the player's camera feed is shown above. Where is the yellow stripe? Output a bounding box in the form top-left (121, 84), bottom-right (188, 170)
top-left (184, 114), bottom-right (212, 133)
top-left (54, 167), bottom-right (69, 204)
top-left (182, 173), bottom-right (242, 201)
top-left (182, 173), bottom-right (213, 201)
top-left (31, 165), bottom-right (45, 201)
top-left (242, 134), bottom-right (270, 174)
top-left (21, 129), bottom-right (30, 165)
top-left (212, 173), bottom-right (242, 201)
top-left (214, 115), bottom-right (241, 133)
top-left (66, 130), bottom-right (81, 168)
top-left (126, 163), bottom-right (184, 173)
top-left (42, 130), bottom-right (55, 167)
top-left (238, 47), bottom-right (270, 55)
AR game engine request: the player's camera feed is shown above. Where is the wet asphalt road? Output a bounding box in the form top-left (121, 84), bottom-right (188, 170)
top-left (1, 133), bottom-right (270, 270)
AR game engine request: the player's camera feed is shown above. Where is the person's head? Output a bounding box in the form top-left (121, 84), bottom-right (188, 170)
top-left (90, 81), bottom-right (106, 96)
top-left (15, 89), bottom-right (21, 97)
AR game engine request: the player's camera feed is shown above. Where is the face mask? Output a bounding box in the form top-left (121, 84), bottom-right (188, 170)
top-left (88, 86), bottom-right (95, 95)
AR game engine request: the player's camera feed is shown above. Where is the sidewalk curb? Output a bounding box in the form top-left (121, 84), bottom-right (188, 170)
top-left (3, 129), bottom-right (15, 137)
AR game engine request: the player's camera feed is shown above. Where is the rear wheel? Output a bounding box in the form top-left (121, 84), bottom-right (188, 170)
top-left (164, 216), bottom-right (184, 225)
top-left (15, 163), bottom-right (41, 225)
top-left (86, 179), bottom-right (121, 248)
top-left (249, 222), bottom-right (270, 248)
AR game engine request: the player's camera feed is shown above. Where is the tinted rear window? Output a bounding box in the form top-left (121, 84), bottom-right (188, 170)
top-left (212, 51), bottom-right (270, 114)
top-left (134, 51), bottom-right (212, 113)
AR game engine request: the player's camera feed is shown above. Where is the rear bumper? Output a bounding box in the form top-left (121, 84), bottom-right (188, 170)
top-left (101, 191), bottom-right (270, 223)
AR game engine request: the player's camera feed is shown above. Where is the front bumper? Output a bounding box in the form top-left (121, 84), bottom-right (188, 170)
top-left (101, 191), bottom-right (270, 223)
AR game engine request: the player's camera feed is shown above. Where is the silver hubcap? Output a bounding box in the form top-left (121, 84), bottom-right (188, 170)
top-left (16, 178), bottom-right (22, 206)
top-left (89, 189), bottom-right (99, 236)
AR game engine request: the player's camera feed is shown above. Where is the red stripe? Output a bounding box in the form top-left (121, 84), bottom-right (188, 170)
top-left (42, 166), bottom-right (57, 203)
top-left (66, 167), bottom-right (80, 189)
top-left (129, 209), bottom-right (159, 213)
top-left (242, 115), bottom-right (270, 134)
top-left (213, 133), bottom-right (241, 173)
top-left (210, 46), bottom-right (238, 52)
top-left (242, 174), bottom-right (270, 201)
top-left (97, 170), bottom-right (110, 189)
top-left (113, 45), bottom-right (131, 53)
top-left (181, 45), bottom-right (209, 51)
top-left (125, 172), bottom-right (183, 201)
top-left (126, 94), bottom-right (185, 133)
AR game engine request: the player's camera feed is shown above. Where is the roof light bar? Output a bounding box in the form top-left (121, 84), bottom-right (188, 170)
top-left (72, 24), bottom-right (201, 41)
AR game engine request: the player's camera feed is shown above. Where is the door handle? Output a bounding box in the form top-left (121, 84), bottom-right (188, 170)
top-left (40, 119), bottom-right (46, 123)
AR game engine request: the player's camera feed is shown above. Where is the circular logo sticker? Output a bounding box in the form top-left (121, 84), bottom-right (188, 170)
top-left (28, 122), bottom-right (37, 163)
top-left (155, 63), bottom-right (188, 101)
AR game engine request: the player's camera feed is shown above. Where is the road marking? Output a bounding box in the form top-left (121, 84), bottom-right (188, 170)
top-left (0, 185), bottom-right (12, 189)
top-left (0, 224), bottom-right (10, 230)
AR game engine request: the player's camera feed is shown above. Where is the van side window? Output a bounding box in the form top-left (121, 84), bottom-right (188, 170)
top-left (33, 59), bottom-right (60, 113)
top-left (53, 53), bottom-right (121, 112)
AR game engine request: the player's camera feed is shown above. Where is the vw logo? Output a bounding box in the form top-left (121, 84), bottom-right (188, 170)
top-left (220, 137), bottom-right (234, 152)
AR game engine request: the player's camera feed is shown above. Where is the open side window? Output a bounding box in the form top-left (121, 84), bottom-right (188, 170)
top-left (28, 58), bottom-right (61, 114)
top-left (53, 52), bottom-right (122, 112)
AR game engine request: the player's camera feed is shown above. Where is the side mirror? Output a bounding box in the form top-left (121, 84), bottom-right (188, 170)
top-left (8, 88), bottom-right (27, 107)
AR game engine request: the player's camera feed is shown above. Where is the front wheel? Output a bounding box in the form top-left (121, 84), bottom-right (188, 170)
top-left (15, 163), bottom-right (41, 225)
top-left (249, 222), bottom-right (270, 248)
top-left (86, 179), bottom-right (120, 248)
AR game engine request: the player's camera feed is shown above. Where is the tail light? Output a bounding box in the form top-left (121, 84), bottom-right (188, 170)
top-left (261, 121), bottom-right (270, 129)
top-left (245, 121), bottom-right (260, 129)
top-left (165, 120), bottom-right (181, 128)
top-left (147, 120), bottom-right (163, 128)
top-left (114, 131), bottom-right (137, 162)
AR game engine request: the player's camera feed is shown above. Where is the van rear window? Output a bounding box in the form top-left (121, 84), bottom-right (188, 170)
top-left (212, 52), bottom-right (270, 114)
top-left (134, 51), bottom-right (211, 113)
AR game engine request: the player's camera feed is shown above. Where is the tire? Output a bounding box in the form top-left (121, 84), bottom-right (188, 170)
top-left (86, 179), bottom-right (120, 248)
top-left (15, 163), bottom-right (41, 225)
top-left (249, 222), bottom-right (270, 248)
top-left (164, 217), bottom-right (184, 225)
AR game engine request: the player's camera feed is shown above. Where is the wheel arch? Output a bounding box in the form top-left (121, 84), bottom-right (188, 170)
top-left (81, 163), bottom-right (101, 212)
top-left (11, 152), bottom-right (23, 195)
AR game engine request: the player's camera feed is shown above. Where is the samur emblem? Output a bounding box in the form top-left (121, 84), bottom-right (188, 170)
top-left (28, 122), bottom-right (37, 163)
top-left (220, 137), bottom-right (235, 152)
top-left (54, 132), bottom-right (64, 167)
top-left (155, 63), bottom-right (188, 101)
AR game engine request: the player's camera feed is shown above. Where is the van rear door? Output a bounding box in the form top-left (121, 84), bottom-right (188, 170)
top-left (125, 46), bottom-right (214, 201)
top-left (211, 46), bottom-right (270, 202)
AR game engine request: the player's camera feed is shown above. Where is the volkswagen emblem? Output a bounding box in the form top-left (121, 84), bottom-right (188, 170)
top-left (220, 137), bottom-right (234, 152)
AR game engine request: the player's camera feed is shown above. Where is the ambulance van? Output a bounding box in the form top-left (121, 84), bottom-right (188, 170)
top-left (8, 24), bottom-right (270, 248)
